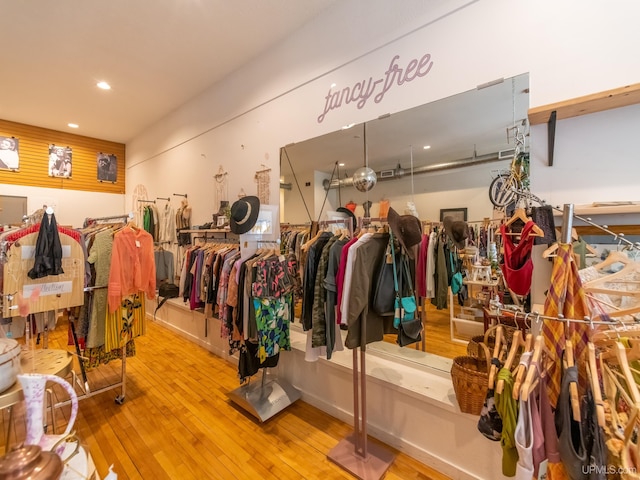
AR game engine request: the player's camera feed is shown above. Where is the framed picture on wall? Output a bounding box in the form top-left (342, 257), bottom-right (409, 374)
top-left (97, 153), bottom-right (117, 182)
top-left (0, 136), bottom-right (20, 170)
top-left (49, 145), bottom-right (72, 178)
top-left (439, 207), bottom-right (467, 222)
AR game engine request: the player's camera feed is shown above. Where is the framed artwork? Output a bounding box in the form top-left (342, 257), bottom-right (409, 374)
top-left (0, 136), bottom-right (20, 170)
top-left (49, 145), bottom-right (72, 178)
top-left (440, 207), bottom-right (467, 222)
top-left (97, 153), bottom-right (117, 182)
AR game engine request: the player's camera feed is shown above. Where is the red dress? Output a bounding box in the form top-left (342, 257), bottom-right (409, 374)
top-left (500, 221), bottom-right (537, 296)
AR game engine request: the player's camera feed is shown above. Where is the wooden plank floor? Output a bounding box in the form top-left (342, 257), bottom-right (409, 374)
top-left (1, 316), bottom-right (451, 480)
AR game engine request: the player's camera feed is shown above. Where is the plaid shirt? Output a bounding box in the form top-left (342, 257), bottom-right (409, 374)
top-left (541, 243), bottom-right (590, 408)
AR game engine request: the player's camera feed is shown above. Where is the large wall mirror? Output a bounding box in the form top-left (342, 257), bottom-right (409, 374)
top-left (280, 73), bottom-right (529, 371)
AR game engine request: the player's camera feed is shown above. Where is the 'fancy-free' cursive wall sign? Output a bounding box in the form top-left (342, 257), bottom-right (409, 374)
top-left (317, 52), bottom-right (434, 124)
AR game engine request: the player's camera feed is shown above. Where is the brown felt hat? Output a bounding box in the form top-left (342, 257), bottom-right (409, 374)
top-left (388, 207), bottom-right (422, 258)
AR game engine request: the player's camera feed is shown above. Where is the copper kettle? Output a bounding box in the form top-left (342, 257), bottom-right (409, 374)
top-left (0, 445), bottom-right (63, 479)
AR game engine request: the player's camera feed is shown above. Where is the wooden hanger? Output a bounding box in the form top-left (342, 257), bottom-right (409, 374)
top-left (301, 229), bottom-right (324, 252)
top-left (583, 259), bottom-right (640, 296)
top-left (498, 208), bottom-right (544, 237)
top-left (512, 333), bottom-right (534, 400)
top-left (488, 326), bottom-right (504, 390)
top-left (599, 340), bottom-right (640, 405)
top-left (586, 343), bottom-right (606, 428)
top-left (591, 250), bottom-right (633, 273)
top-left (564, 339), bottom-right (581, 422)
top-left (542, 228), bottom-right (598, 259)
top-left (521, 335), bottom-right (545, 400)
top-left (496, 330), bottom-right (523, 395)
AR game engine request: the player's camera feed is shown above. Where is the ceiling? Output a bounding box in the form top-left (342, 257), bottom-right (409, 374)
top-left (0, 0), bottom-right (338, 144)
top-left (282, 73), bottom-right (530, 178)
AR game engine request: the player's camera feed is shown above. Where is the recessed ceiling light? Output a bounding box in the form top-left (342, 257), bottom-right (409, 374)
top-left (423, 145), bottom-right (431, 149)
top-left (68, 123), bottom-right (79, 128)
top-left (330, 83), bottom-right (336, 89)
top-left (341, 123), bottom-right (355, 130)
top-left (338, 162), bottom-right (345, 167)
top-left (97, 81), bottom-right (111, 90)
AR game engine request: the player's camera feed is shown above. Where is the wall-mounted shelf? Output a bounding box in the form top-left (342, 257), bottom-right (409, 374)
top-left (528, 83), bottom-right (640, 166)
top-left (181, 228), bottom-right (238, 243)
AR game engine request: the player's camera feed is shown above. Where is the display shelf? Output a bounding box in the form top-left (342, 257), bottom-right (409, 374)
top-left (528, 83), bottom-right (640, 166)
top-left (528, 83), bottom-right (640, 125)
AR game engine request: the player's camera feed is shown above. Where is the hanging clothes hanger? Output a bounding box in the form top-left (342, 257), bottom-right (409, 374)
top-left (521, 335), bottom-right (546, 400)
top-left (542, 228), bottom-right (598, 258)
top-left (512, 333), bottom-right (533, 400)
top-left (586, 343), bottom-right (606, 428)
top-left (496, 330), bottom-right (523, 395)
top-left (582, 260), bottom-right (640, 296)
top-left (563, 339), bottom-right (581, 422)
top-left (591, 250), bottom-right (633, 273)
top-left (498, 208), bottom-right (544, 237)
top-left (488, 326), bottom-right (504, 390)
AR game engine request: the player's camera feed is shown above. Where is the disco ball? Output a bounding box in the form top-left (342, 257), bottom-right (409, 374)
top-left (352, 167), bottom-right (377, 192)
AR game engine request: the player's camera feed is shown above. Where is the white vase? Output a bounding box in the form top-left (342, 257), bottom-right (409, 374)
top-left (17, 373), bottom-right (78, 456)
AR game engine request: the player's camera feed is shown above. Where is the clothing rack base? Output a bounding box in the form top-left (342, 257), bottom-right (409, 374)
top-left (227, 369), bottom-right (301, 422)
top-left (327, 434), bottom-right (395, 480)
top-left (327, 347), bottom-right (395, 480)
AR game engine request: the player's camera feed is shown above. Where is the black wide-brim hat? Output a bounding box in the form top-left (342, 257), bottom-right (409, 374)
top-left (336, 207), bottom-right (357, 231)
top-left (388, 207), bottom-right (422, 258)
top-left (230, 196), bottom-right (260, 234)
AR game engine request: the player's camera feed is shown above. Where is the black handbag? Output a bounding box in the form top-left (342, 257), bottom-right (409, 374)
top-left (159, 282), bottom-right (179, 299)
top-left (391, 231), bottom-right (422, 347)
top-left (154, 279), bottom-right (180, 319)
top-left (397, 317), bottom-right (424, 347)
top-left (372, 239), bottom-right (401, 316)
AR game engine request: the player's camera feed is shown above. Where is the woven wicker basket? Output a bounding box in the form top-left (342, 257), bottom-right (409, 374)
top-left (467, 324), bottom-right (517, 358)
top-left (451, 342), bottom-right (490, 415)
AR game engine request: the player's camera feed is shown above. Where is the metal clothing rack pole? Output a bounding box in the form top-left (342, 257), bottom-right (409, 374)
top-left (82, 213), bottom-right (131, 228)
top-left (156, 197), bottom-right (170, 202)
top-left (327, 218), bottom-right (395, 480)
top-left (138, 199), bottom-right (155, 204)
top-left (513, 189), bottom-right (640, 251)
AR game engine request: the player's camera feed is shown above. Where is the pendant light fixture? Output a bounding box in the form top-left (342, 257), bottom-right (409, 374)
top-left (352, 123), bottom-right (377, 192)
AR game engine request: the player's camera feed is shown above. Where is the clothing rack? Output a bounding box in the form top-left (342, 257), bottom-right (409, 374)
top-left (156, 196), bottom-right (170, 202)
top-left (138, 199), bottom-right (155, 204)
top-left (226, 238), bottom-right (301, 422)
top-left (82, 213), bottom-right (132, 228)
top-left (496, 306), bottom-right (635, 327)
top-left (327, 218), bottom-right (395, 480)
top-left (172, 193), bottom-right (188, 198)
top-left (320, 217), bottom-right (354, 233)
top-left (513, 190), bottom-right (640, 251)
top-left (69, 216), bottom-right (146, 405)
top-left (181, 229), bottom-right (238, 243)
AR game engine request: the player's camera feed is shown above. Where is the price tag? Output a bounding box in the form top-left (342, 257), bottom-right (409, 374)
top-left (135, 240), bottom-right (141, 248)
top-left (538, 459), bottom-right (548, 480)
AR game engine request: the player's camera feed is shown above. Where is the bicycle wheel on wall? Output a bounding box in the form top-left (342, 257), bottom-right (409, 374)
top-left (489, 174), bottom-right (517, 208)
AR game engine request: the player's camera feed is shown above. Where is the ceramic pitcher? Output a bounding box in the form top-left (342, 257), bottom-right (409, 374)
top-left (17, 373), bottom-right (78, 456)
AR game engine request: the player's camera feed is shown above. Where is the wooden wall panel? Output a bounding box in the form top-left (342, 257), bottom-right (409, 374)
top-left (0, 119), bottom-right (125, 194)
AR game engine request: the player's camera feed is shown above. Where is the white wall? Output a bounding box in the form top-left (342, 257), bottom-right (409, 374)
top-left (0, 184), bottom-right (125, 227)
top-left (125, 1), bottom-right (640, 477)
top-left (126, 0), bottom-right (640, 223)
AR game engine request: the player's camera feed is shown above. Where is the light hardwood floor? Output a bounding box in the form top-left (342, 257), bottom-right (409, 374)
top-left (1, 316), bottom-right (451, 480)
